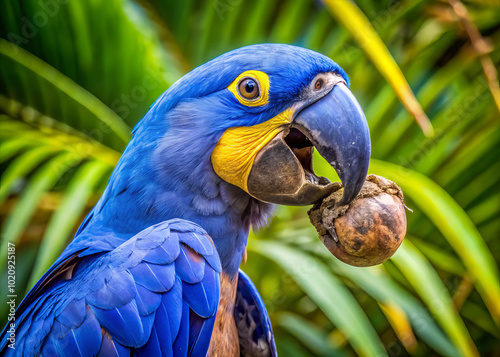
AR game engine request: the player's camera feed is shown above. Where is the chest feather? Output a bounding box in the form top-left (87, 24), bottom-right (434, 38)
top-left (207, 273), bottom-right (239, 357)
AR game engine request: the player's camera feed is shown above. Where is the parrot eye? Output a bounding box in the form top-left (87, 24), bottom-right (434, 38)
top-left (238, 78), bottom-right (260, 100)
top-left (228, 70), bottom-right (268, 106)
top-left (314, 78), bottom-right (324, 90)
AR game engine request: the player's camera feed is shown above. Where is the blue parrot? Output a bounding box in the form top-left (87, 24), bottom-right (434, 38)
top-left (1, 44), bottom-right (370, 356)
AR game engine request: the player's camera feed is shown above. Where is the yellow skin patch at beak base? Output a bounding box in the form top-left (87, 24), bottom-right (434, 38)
top-left (211, 109), bottom-right (294, 192)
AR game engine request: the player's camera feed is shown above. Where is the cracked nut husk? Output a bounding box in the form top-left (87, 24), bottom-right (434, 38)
top-left (308, 174), bottom-right (408, 267)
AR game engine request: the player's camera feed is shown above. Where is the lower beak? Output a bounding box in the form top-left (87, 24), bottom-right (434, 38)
top-left (247, 83), bottom-right (371, 206)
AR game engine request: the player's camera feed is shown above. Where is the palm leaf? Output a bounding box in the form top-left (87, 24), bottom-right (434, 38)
top-left (392, 241), bottom-right (479, 357)
top-left (249, 239), bottom-right (388, 357)
top-left (300, 239), bottom-right (460, 356)
top-left (27, 160), bottom-right (111, 287)
top-left (0, 39), bottom-right (132, 143)
top-left (275, 312), bottom-right (347, 356)
top-left (322, 0), bottom-right (433, 136)
top-left (0, 152), bottom-right (82, 269)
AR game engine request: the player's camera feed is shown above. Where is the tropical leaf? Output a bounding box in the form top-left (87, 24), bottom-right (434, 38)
top-left (275, 312), bottom-right (347, 356)
top-left (391, 241), bottom-right (479, 357)
top-left (27, 159), bottom-right (111, 287)
top-left (249, 239), bottom-right (388, 357)
top-left (0, 39), bottom-right (132, 144)
top-left (0, 152), bottom-right (82, 268)
top-left (291, 233), bottom-right (462, 355)
top-left (322, 0), bottom-right (433, 136)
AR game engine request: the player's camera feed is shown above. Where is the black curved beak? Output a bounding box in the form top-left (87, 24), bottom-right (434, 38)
top-left (247, 83), bottom-right (370, 206)
top-left (293, 83), bottom-right (371, 205)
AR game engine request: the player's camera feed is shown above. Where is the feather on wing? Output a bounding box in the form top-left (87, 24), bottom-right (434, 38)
top-left (0, 219), bottom-right (221, 356)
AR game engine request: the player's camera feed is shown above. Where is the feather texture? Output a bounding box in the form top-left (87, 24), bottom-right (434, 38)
top-left (236, 270), bottom-right (277, 357)
top-left (1, 220), bottom-right (221, 356)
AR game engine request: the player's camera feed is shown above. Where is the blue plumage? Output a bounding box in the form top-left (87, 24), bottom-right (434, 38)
top-left (1, 220), bottom-right (221, 355)
top-left (1, 43), bottom-right (358, 355)
top-left (182, 264), bottom-right (220, 319)
top-left (235, 270), bottom-right (277, 355)
top-left (55, 298), bottom-right (86, 329)
top-left (175, 246), bottom-right (206, 284)
top-left (45, 306), bottom-right (102, 356)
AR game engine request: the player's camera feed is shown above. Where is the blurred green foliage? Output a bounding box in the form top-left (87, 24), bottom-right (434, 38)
top-left (1, 0), bottom-right (499, 355)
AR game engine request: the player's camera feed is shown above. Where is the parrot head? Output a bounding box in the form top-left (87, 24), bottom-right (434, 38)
top-left (209, 56), bottom-right (370, 207)
top-left (133, 44), bottom-right (370, 210)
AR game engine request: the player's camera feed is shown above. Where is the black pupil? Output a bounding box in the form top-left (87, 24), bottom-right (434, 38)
top-left (245, 80), bottom-right (255, 93)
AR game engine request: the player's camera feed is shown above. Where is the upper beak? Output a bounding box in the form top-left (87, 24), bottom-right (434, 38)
top-left (247, 83), bottom-right (371, 206)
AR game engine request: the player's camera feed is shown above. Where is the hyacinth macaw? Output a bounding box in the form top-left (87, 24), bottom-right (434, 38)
top-left (1, 44), bottom-right (370, 356)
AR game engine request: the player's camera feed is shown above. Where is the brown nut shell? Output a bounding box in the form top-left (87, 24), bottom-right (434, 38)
top-left (308, 174), bottom-right (408, 267)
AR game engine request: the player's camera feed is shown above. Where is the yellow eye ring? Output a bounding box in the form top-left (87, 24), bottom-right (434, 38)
top-left (228, 70), bottom-right (269, 106)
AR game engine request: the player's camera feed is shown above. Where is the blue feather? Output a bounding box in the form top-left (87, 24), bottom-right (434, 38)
top-left (90, 299), bottom-right (154, 347)
top-left (2, 220), bottom-right (220, 354)
top-left (188, 309), bottom-right (204, 348)
top-left (97, 331), bottom-right (130, 357)
top-left (172, 302), bottom-right (190, 356)
top-left (41, 306), bottom-right (102, 356)
top-left (235, 269), bottom-right (277, 356)
top-left (47, 319), bottom-right (70, 340)
top-left (153, 295), bottom-right (174, 356)
top-left (175, 244), bottom-right (206, 284)
top-left (23, 309), bottom-right (53, 353)
top-left (143, 233), bottom-right (180, 264)
top-left (68, 309), bottom-right (103, 356)
top-left (135, 325), bottom-right (163, 357)
top-left (55, 298), bottom-right (86, 328)
top-left (179, 232), bottom-right (214, 256)
top-left (40, 337), bottom-right (58, 356)
top-left (162, 278), bottom-right (183, 343)
top-left (182, 263), bottom-right (219, 318)
top-left (134, 225), bottom-right (168, 250)
top-left (129, 261), bottom-right (175, 293)
top-left (189, 311), bottom-right (217, 356)
top-left (135, 284), bottom-right (162, 316)
top-left (87, 267), bottom-right (136, 309)
top-left (179, 231), bottom-right (222, 273)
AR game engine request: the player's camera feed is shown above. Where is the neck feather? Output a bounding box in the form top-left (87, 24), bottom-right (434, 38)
top-left (78, 122), bottom-right (274, 276)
